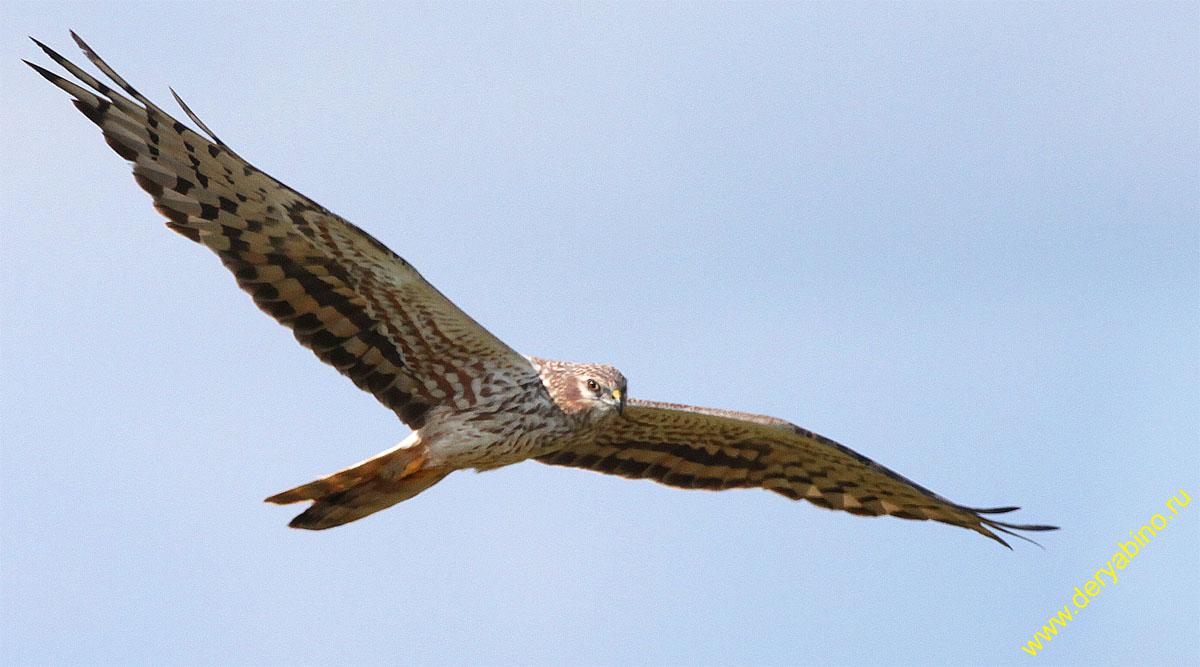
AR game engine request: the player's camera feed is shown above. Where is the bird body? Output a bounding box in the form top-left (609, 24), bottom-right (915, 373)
top-left (28, 33), bottom-right (1057, 546)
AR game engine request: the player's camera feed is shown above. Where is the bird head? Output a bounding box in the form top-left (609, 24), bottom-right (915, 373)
top-left (526, 357), bottom-right (628, 422)
top-left (573, 363), bottom-right (627, 418)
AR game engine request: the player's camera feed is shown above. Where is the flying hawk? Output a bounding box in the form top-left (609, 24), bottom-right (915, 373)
top-left (28, 33), bottom-right (1057, 547)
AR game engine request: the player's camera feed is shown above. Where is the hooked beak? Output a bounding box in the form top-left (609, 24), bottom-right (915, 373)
top-left (613, 388), bottom-right (625, 416)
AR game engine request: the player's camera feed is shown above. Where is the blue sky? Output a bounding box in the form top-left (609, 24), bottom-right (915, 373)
top-left (2, 2), bottom-right (1197, 665)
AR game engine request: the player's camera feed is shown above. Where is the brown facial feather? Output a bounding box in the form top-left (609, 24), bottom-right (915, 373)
top-left (529, 357), bottom-right (626, 417)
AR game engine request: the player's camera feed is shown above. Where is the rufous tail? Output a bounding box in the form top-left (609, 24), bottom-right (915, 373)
top-left (265, 437), bottom-right (448, 530)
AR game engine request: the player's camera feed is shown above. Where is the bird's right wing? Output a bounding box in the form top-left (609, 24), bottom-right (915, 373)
top-left (537, 399), bottom-right (1058, 547)
top-left (28, 34), bottom-right (543, 429)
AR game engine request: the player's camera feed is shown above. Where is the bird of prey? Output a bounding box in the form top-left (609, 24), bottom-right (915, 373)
top-left (28, 33), bottom-right (1057, 547)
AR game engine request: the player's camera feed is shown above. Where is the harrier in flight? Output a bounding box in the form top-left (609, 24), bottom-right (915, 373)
top-left (28, 34), bottom-right (1056, 547)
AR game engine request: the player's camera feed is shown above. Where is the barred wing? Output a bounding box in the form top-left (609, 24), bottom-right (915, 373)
top-left (537, 399), bottom-right (1057, 547)
top-left (27, 34), bottom-right (540, 428)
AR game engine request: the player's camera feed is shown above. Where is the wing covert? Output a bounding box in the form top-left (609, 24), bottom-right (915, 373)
top-left (28, 34), bottom-right (540, 428)
top-left (537, 398), bottom-right (1058, 547)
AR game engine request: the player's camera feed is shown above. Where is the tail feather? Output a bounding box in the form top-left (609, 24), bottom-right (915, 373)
top-left (284, 468), bottom-right (449, 530)
top-left (265, 434), bottom-right (448, 530)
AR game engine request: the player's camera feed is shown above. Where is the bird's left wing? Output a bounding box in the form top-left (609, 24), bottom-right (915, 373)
top-left (536, 399), bottom-right (1057, 547)
top-left (27, 34), bottom-right (543, 429)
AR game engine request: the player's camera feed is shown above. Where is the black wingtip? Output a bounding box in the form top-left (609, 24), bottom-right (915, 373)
top-left (29, 36), bottom-right (59, 59)
top-left (963, 503), bottom-right (1058, 548)
top-left (987, 520), bottom-right (1060, 550)
top-left (69, 31), bottom-right (102, 70)
top-left (969, 505), bottom-right (1021, 515)
top-left (28, 35), bottom-right (83, 80)
top-left (69, 30), bottom-right (89, 52)
top-left (169, 86), bottom-right (228, 147)
top-left (24, 59), bottom-right (57, 82)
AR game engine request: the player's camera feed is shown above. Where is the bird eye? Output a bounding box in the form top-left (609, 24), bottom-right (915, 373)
top-left (586, 379), bottom-right (600, 392)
